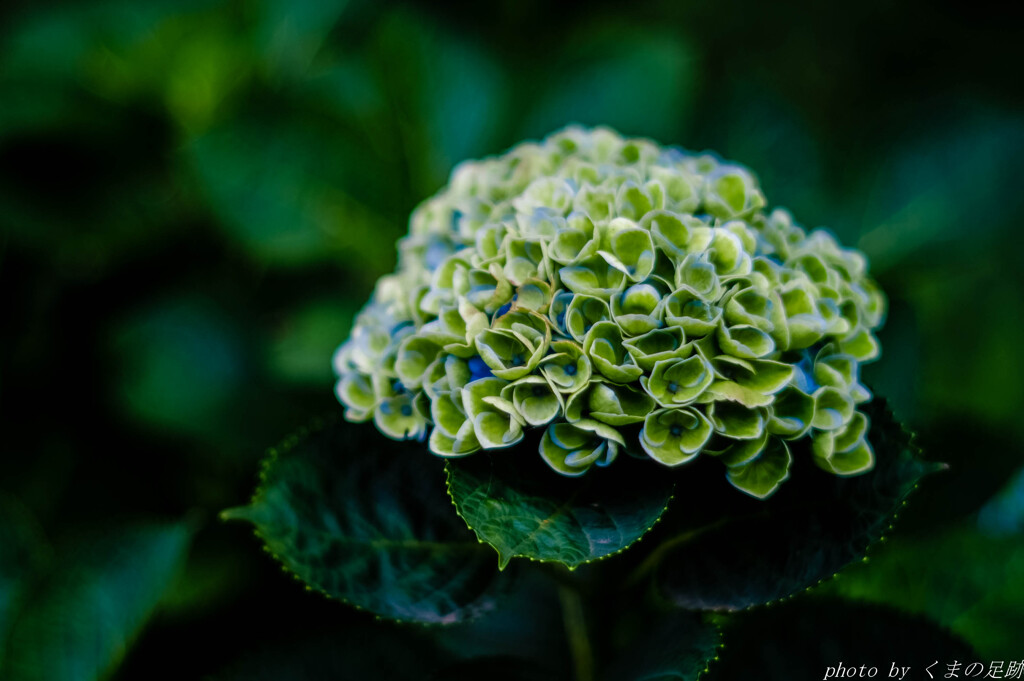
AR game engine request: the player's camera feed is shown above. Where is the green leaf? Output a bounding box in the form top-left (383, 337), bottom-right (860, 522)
top-left (446, 441), bottom-right (674, 569)
top-left (648, 399), bottom-right (940, 610)
top-left (705, 598), bottom-right (975, 681)
top-left (602, 611), bottom-right (720, 681)
top-left (222, 418), bottom-right (507, 624)
top-left (2, 521), bottom-right (192, 681)
top-left (816, 524), bottom-right (1024, 659)
top-left (0, 497), bottom-right (49, 670)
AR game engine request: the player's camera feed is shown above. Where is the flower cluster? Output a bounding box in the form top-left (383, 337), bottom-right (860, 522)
top-left (332, 126), bottom-right (886, 498)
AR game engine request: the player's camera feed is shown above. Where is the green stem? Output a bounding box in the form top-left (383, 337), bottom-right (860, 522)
top-left (558, 582), bottom-right (594, 681)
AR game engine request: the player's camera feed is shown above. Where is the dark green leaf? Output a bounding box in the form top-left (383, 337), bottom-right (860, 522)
top-left (429, 570), bottom-right (570, 672)
top-left (705, 598), bottom-right (976, 681)
top-left (0, 497), bottom-right (49, 670)
top-left (817, 524), bottom-right (1024, 659)
top-left (602, 610), bottom-right (720, 681)
top-left (446, 438), bottom-right (674, 569)
top-left (222, 418), bottom-right (507, 624)
top-left (2, 521), bottom-right (192, 681)
top-left (648, 399), bottom-right (939, 610)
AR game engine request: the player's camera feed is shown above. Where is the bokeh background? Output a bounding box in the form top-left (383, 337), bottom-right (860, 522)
top-left (2, 0), bottom-right (1023, 678)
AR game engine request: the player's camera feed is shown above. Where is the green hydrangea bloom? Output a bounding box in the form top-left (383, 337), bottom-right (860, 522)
top-left (332, 126), bottom-right (886, 499)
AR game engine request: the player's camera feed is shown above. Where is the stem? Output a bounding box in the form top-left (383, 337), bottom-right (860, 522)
top-left (558, 582), bottom-right (594, 681)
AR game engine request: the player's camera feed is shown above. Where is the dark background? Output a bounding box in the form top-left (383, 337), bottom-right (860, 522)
top-left (2, 0), bottom-right (1023, 678)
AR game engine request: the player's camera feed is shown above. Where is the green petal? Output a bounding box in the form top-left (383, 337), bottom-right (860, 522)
top-left (726, 437), bottom-right (792, 499)
top-left (455, 265), bottom-right (515, 315)
top-left (642, 210), bottom-right (694, 258)
top-left (706, 228), bottom-right (752, 277)
top-left (708, 401), bottom-right (767, 440)
top-left (838, 327), bottom-right (881, 362)
top-left (394, 336), bottom-right (442, 389)
top-left (615, 180), bottom-right (656, 220)
top-left (547, 289), bottom-right (576, 335)
top-left (724, 286), bottom-right (777, 334)
top-left (812, 386), bottom-right (855, 430)
top-left (767, 386), bottom-right (816, 439)
top-left (611, 283), bottom-right (665, 336)
top-left (583, 382), bottom-right (656, 426)
top-left (514, 279), bottom-right (554, 313)
top-left (336, 372), bottom-right (376, 411)
top-left (640, 408), bottom-right (713, 465)
top-left (717, 323), bottom-right (776, 359)
top-left (540, 423), bottom-right (618, 476)
top-left (539, 339), bottom-right (592, 393)
top-left (662, 286), bottom-right (722, 337)
top-left (473, 411), bottom-right (524, 449)
top-left (716, 428), bottom-right (769, 466)
top-left (598, 225), bottom-right (656, 282)
top-left (504, 237), bottom-right (549, 285)
top-left (504, 376), bottom-right (563, 426)
top-left (475, 326), bottom-right (547, 381)
top-left (565, 294), bottom-right (612, 342)
top-left (374, 394), bottom-right (428, 440)
top-left (431, 390), bottom-right (469, 437)
top-left (549, 221), bottom-right (599, 266)
top-left (559, 256), bottom-right (627, 298)
top-left (622, 326), bottom-right (690, 372)
top-left (820, 440), bottom-right (875, 476)
top-left (712, 355), bottom-right (794, 395)
top-left (428, 418), bottom-right (481, 457)
top-left (583, 321), bottom-right (644, 383)
top-left (674, 254), bottom-right (723, 302)
top-left (703, 166), bottom-right (765, 220)
top-left (642, 355), bottom-right (714, 407)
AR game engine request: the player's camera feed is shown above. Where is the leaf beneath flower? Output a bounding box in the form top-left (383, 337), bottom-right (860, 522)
top-left (648, 398), bottom-right (942, 610)
top-left (222, 418), bottom-right (508, 624)
top-left (446, 440), bottom-right (674, 569)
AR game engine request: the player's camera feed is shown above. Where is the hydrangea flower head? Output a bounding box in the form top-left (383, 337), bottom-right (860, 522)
top-left (333, 126), bottom-right (886, 498)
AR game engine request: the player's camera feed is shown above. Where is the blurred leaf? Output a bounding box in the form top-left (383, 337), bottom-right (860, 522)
top-left (602, 610), bottom-right (719, 681)
top-left (858, 114), bottom-right (1024, 271)
top-left (705, 598), bottom-right (976, 681)
top-left (188, 110), bottom-right (398, 273)
top-left (112, 297), bottom-right (244, 440)
top-left (252, 0), bottom-right (350, 79)
top-left (893, 418), bottom-right (1024, 532)
top-left (714, 87), bottom-right (825, 229)
top-left (429, 569), bottom-right (568, 671)
top-left (977, 466), bottom-right (1024, 536)
top-left (1, 521), bottom-right (193, 681)
top-left (446, 445), bottom-right (674, 569)
top-left (648, 399), bottom-right (939, 610)
top-left (522, 29), bottom-right (695, 142)
top-left (369, 11), bottom-right (508, 193)
top-left (818, 524), bottom-right (1024, 659)
top-left (223, 418), bottom-right (508, 624)
top-left (267, 299), bottom-right (356, 385)
top-left (0, 498), bottom-right (49, 670)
